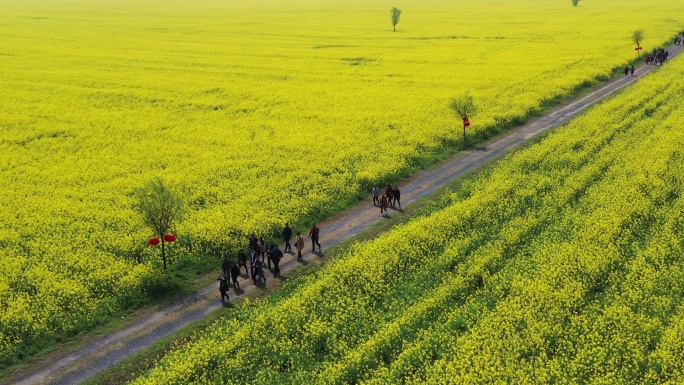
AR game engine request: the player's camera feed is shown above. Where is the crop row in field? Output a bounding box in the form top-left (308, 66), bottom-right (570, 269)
top-left (1, 0), bottom-right (684, 367)
top-left (130, 48), bottom-right (684, 384)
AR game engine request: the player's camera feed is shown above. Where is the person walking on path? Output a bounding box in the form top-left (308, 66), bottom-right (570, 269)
top-left (217, 273), bottom-right (229, 302)
top-left (385, 185), bottom-right (394, 208)
top-left (238, 249), bottom-right (248, 275)
top-left (250, 249), bottom-right (259, 278)
top-left (372, 187), bottom-right (380, 206)
top-left (393, 186), bottom-right (401, 210)
top-left (295, 232), bottom-right (305, 261)
top-left (253, 259), bottom-right (266, 284)
top-left (258, 237), bottom-right (266, 262)
top-left (270, 244), bottom-right (283, 277)
top-left (380, 193), bottom-right (388, 216)
top-left (309, 224), bottom-right (321, 252)
top-left (282, 223), bottom-right (293, 252)
top-left (624, 66), bottom-right (629, 76)
top-left (230, 262), bottom-right (241, 290)
top-left (221, 255), bottom-right (230, 276)
top-left (630, 65), bottom-right (635, 77)
top-left (266, 240), bottom-right (275, 269)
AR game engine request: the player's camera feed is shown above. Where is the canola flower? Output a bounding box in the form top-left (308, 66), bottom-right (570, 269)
top-left (1, 0), bottom-right (684, 367)
top-left (131, 41), bottom-right (684, 384)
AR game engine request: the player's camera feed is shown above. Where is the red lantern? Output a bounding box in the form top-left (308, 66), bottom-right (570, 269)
top-left (635, 47), bottom-right (642, 50)
top-left (464, 121), bottom-right (471, 127)
top-left (149, 237), bottom-right (160, 246)
top-left (164, 234), bottom-right (176, 243)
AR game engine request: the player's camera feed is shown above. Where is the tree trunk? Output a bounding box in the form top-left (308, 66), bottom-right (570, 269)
top-left (463, 124), bottom-right (466, 144)
top-left (393, 25), bottom-right (396, 32)
top-left (161, 238), bottom-right (167, 272)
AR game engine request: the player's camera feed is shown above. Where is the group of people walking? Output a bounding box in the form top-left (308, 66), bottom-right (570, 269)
top-left (646, 48), bottom-right (669, 66)
top-left (372, 185), bottom-right (401, 216)
top-left (218, 184), bottom-right (405, 301)
top-left (216, 223), bottom-right (322, 302)
top-left (624, 47), bottom-right (673, 78)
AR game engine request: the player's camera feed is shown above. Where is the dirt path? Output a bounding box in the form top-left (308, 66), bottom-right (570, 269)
top-left (10, 44), bottom-right (682, 385)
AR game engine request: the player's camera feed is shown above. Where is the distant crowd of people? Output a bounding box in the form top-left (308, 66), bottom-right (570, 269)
top-left (645, 48), bottom-right (669, 66)
top-left (625, 35), bottom-right (684, 77)
top-left (625, 48), bottom-right (674, 78)
top-left (216, 222), bottom-right (322, 302)
top-left (217, 185), bottom-right (403, 301)
top-left (675, 32), bottom-right (684, 46)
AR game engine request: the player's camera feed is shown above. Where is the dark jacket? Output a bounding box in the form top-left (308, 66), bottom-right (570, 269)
top-left (282, 226), bottom-right (293, 241)
top-left (309, 226), bottom-right (320, 240)
top-left (270, 248), bottom-right (283, 264)
top-left (254, 259), bottom-right (264, 274)
top-left (230, 263), bottom-right (240, 279)
top-left (218, 276), bottom-right (229, 292)
top-left (380, 194), bottom-right (388, 208)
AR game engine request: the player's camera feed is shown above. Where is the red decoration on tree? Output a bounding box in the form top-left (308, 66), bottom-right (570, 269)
top-left (464, 121), bottom-right (471, 127)
top-left (164, 234), bottom-right (176, 243)
top-left (149, 237), bottom-right (160, 246)
top-left (635, 47), bottom-right (643, 50)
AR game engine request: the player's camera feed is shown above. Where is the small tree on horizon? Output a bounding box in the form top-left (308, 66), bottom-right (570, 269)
top-left (632, 29), bottom-right (645, 57)
top-left (572, 0), bottom-right (580, 6)
top-left (449, 91), bottom-right (478, 143)
top-left (391, 7), bottom-right (402, 32)
top-left (134, 177), bottom-right (184, 272)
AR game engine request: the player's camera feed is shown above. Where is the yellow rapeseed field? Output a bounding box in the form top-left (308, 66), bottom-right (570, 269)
top-left (131, 45), bottom-right (684, 385)
top-left (0, 0), bottom-right (683, 366)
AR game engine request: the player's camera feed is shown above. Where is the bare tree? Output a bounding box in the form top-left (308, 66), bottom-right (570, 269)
top-left (391, 7), bottom-right (402, 32)
top-left (449, 91), bottom-right (477, 143)
top-left (632, 29), bottom-right (644, 57)
top-left (134, 177), bottom-right (184, 272)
